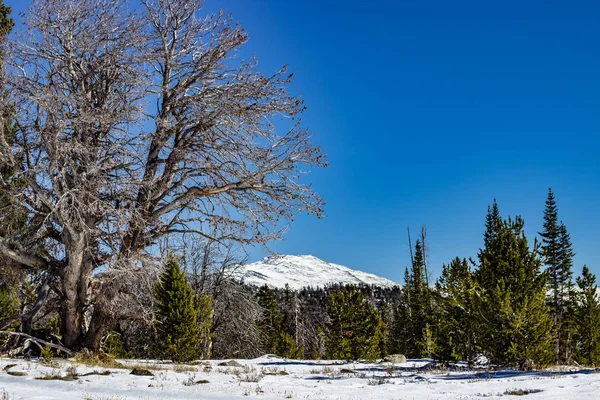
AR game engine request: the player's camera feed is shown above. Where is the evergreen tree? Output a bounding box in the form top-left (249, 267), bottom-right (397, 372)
top-left (154, 258), bottom-right (203, 363)
top-left (378, 300), bottom-right (391, 356)
top-left (539, 189), bottom-right (575, 363)
top-left (475, 204), bottom-right (554, 367)
top-left (256, 284), bottom-right (284, 353)
top-left (573, 266), bottom-right (600, 365)
top-left (256, 284), bottom-right (303, 358)
top-left (436, 257), bottom-right (477, 362)
top-left (397, 239), bottom-right (434, 358)
top-left (389, 298), bottom-right (408, 355)
top-left (483, 199), bottom-right (502, 250)
top-left (323, 285), bottom-right (383, 361)
top-left (557, 222), bottom-right (576, 362)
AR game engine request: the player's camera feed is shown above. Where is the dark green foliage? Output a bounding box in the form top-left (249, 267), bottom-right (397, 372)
top-left (436, 257), bottom-right (477, 362)
top-left (323, 285), bottom-right (383, 361)
top-left (154, 259), bottom-right (202, 363)
top-left (573, 266), bottom-right (600, 365)
top-left (475, 203), bottom-right (554, 367)
top-left (391, 240), bottom-right (434, 358)
top-left (539, 189), bottom-right (575, 363)
top-left (0, 1), bottom-right (13, 37)
top-left (256, 284), bottom-right (303, 358)
top-left (0, 283), bottom-right (18, 327)
top-left (194, 292), bottom-right (214, 359)
top-left (378, 300), bottom-right (391, 356)
top-left (388, 269), bottom-right (413, 355)
top-left (256, 284), bottom-right (284, 353)
top-left (275, 331), bottom-right (303, 359)
top-left (101, 329), bottom-right (127, 359)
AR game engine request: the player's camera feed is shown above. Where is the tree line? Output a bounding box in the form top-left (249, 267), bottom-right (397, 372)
top-left (2, 179), bottom-right (598, 367)
top-left (85, 189), bottom-right (597, 369)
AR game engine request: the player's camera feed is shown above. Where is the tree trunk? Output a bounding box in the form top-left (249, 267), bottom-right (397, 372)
top-left (61, 235), bottom-right (93, 350)
top-left (84, 307), bottom-right (108, 352)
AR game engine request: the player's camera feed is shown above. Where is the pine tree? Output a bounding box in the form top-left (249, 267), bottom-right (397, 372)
top-left (256, 284), bottom-right (284, 353)
top-left (557, 222), bottom-right (575, 362)
top-left (539, 189), bottom-right (575, 363)
top-left (256, 284), bottom-right (303, 358)
top-left (323, 285), bottom-right (383, 361)
top-left (398, 239), bottom-right (434, 358)
top-left (389, 300), bottom-right (408, 355)
top-left (475, 204), bottom-right (554, 367)
top-left (378, 300), bottom-right (391, 357)
top-left (154, 258), bottom-right (203, 363)
top-left (436, 257), bottom-right (477, 362)
top-left (573, 266), bottom-right (600, 366)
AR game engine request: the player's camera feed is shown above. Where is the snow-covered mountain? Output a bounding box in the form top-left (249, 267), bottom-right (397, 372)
top-left (236, 255), bottom-right (400, 290)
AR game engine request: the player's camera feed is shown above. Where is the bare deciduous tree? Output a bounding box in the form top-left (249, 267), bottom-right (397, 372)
top-left (0, 0), bottom-right (325, 350)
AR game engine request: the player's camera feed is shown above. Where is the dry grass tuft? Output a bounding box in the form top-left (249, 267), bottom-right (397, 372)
top-left (73, 350), bottom-right (124, 369)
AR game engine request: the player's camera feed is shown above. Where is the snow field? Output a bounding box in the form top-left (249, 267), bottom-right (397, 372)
top-left (1, 355), bottom-right (599, 399)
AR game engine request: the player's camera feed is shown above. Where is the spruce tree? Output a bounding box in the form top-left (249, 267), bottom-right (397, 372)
top-left (389, 300), bottom-right (408, 355)
top-left (154, 258), bottom-right (202, 363)
top-left (256, 284), bottom-right (284, 353)
top-left (436, 257), bottom-right (477, 362)
top-left (323, 285), bottom-right (383, 361)
top-left (256, 284), bottom-right (302, 358)
top-left (539, 189), bottom-right (575, 363)
top-left (475, 204), bottom-right (553, 367)
top-left (574, 266), bottom-right (600, 365)
top-left (390, 239), bottom-right (439, 359)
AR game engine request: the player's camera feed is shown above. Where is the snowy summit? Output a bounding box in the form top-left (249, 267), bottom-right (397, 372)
top-left (237, 255), bottom-right (400, 290)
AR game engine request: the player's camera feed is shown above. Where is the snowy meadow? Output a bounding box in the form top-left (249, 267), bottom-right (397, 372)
top-left (1, 355), bottom-right (599, 400)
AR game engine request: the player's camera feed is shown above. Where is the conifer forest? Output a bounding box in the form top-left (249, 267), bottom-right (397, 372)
top-left (0, 0), bottom-right (599, 399)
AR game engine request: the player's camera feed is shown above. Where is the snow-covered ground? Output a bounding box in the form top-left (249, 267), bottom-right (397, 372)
top-left (237, 255), bottom-right (400, 290)
top-left (0, 355), bottom-right (599, 399)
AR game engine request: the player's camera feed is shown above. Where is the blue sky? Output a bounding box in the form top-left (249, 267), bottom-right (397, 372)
top-left (8, 1), bottom-right (600, 283)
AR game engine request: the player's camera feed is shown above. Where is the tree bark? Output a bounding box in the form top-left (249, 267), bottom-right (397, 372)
top-left (61, 235), bottom-right (93, 349)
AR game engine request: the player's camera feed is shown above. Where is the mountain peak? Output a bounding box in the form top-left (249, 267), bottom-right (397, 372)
top-left (236, 254), bottom-right (400, 290)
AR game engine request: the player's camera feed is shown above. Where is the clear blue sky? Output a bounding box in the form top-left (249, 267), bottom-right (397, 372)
top-left (8, 0), bottom-right (600, 283)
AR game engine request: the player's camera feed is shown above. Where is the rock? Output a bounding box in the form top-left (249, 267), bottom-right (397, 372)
top-left (519, 358), bottom-right (535, 371)
top-left (195, 379), bottom-right (210, 384)
top-left (384, 354), bottom-right (407, 364)
top-left (130, 368), bottom-right (154, 376)
top-left (3, 364), bottom-right (17, 372)
top-left (279, 370), bottom-right (289, 376)
top-left (80, 370), bottom-right (111, 377)
top-left (6, 371), bottom-right (27, 377)
top-left (340, 368), bottom-right (356, 374)
top-left (217, 360), bottom-right (243, 367)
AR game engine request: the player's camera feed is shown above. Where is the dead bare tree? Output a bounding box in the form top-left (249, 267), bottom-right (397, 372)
top-left (420, 225), bottom-right (429, 287)
top-left (0, 0), bottom-right (325, 351)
